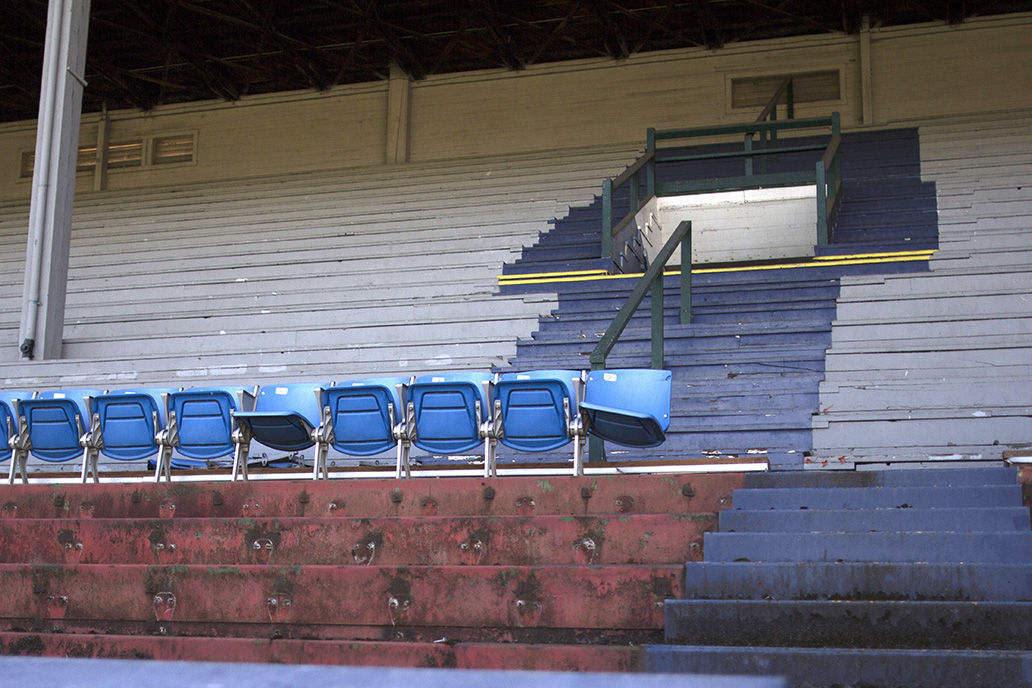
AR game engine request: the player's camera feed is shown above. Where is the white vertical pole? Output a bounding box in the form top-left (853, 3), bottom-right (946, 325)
top-left (19, 0), bottom-right (91, 360)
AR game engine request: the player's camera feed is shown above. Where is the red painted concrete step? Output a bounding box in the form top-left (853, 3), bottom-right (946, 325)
top-left (0, 563), bottom-right (680, 635)
top-left (0, 513), bottom-right (714, 566)
top-left (0, 632), bottom-right (644, 671)
top-left (0, 473), bottom-right (740, 519)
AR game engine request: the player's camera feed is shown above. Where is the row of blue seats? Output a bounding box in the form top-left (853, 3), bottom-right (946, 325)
top-left (0, 369), bottom-right (672, 484)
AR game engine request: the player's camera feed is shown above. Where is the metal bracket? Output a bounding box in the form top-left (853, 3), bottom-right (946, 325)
top-left (66, 68), bottom-right (87, 89)
top-left (154, 402), bottom-right (178, 483)
top-left (79, 409), bottom-right (102, 484)
top-left (230, 411), bottom-right (252, 481)
top-left (311, 403), bottom-right (334, 481)
top-left (392, 393), bottom-right (416, 479)
top-left (8, 409), bottom-right (31, 485)
top-left (478, 378), bottom-right (503, 478)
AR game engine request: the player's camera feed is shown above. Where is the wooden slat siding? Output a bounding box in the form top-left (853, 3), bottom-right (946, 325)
top-left (5, 14), bottom-right (1031, 201)
top-left (0, 148), bottom-right (637, 394)
top-left (869, 15), bottom-right (1032, 124)
top-left (811, 111), bottom-right (1032, 466)
top-left (0, 86), bottom-right (391, 197)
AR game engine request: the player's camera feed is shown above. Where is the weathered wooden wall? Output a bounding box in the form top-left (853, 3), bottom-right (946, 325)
top-left (1, 13), bottom-right (1030, 200)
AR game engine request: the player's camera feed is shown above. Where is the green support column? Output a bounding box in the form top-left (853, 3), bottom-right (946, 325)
top-left (651, 273), bottom-right (664, 369)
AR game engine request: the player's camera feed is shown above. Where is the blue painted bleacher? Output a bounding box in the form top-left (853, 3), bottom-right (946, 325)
top-left (499, 128), bottom-right (940, 468)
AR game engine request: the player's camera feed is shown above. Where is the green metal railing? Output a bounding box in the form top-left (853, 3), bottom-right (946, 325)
top-left (590, 220), bottom-right (693, 371)
top-left (600, 86), bottom-right (842, 266)
top-left (588, 220), bottom-right (692, 462)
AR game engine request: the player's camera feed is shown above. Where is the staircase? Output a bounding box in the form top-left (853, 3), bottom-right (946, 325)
top-left (504, 266), bottom-right (842, 466)
top-left (499, 128), bottom-right (939, 469)
top-left (0, 471), bottom-right (741, 669)
top-left (648, 466), bottom-right (1032, 687)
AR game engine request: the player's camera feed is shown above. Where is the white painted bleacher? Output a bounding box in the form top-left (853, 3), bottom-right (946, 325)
top-left (812, 110), bottom-right (1032, 466)
top-left (0, 147), bottom-right (636, 389)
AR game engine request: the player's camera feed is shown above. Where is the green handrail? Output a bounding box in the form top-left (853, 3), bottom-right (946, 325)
top-left (601, 111), bottom-right (842, 264)
top-left (590, 220), bottom-right (693, 371)
top-left (588, 220), bottom-right (692, 462)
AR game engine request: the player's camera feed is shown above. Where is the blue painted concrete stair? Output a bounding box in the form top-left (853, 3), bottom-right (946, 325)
top-left (499, 128), bottom-right (939, 468)
top-left (646, 466), bottom-right (1032, 687)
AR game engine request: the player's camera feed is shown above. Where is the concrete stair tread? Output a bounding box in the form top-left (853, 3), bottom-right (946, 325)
top-left (0, 652), bottom-right (791, 687)
top-left (664, 599), bottom-right (1032, 650)
top-left (681, 561), bottom-right (1032, 602)
top-left (643, 645), bottom-right (1032, 688)
top-left (730, 485), bottom-right (1023, 510)
top-left (0, 473), bottom-right (738, 519)
top-left (743, 466), bottom-right (1017, 489)
top-left (718, 506), bottom-right (1031, 533)
top-left (0, 635), bottom-right (645, 672)
top-left (0, 512), bottom-right (715, 566)
top-left (703, 531), bottom-right (1032, 563)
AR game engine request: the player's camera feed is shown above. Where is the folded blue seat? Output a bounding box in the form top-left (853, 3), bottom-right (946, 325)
top-left (579, 369), bottom-right (672, 448)
top-left (231, 382), bottom-right (326, 480)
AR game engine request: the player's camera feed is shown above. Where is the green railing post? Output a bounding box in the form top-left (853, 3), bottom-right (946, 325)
top-left (743, 133), bottom-right (754, 176)
top-left (601, 177), bottom-right (613, 260)
top-left (587, 220), bottom-right (692, 463)
top-left (646, 128), bottom-right (656, 196)
top-left (651, 271), bottom-right (664, 369)
top-left (786, 79), bottom-right (795, 119)
top-left (680, 226), bottom-right (692, 325)
top-left (815, 160), bottom-right (828, 245)
top-left (758, 129), bottom-right (768, 174)
top-left (629, 171), bottom-right (639, 215)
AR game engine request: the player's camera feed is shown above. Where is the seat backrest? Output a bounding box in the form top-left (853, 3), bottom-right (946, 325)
top-left (20, 389), bottom-right (105, 462)
top-left (240, 382), bottom-right (326, 452)
top-left (92, 388), bottom-right (175, 461)
top-left (495, 370), bottom-right (581, 452)
top-left (408, 372), bottom-right (493, 454)
top-left (580, 369), bottom-right (672, 448)
top-left (321, 377), bottom-right (407, 456)
top-left (168, 386), bottom-right (246, 460)
top-left (0, 391), bottom-right (30, 462)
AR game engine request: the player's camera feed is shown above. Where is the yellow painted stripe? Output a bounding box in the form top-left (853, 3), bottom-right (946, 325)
top-left (497, 250), bottom-right (936, 286)
top-left (499, 268), bottom-right (609, 280)
top-left (813, 249), bottom-right (934, 261)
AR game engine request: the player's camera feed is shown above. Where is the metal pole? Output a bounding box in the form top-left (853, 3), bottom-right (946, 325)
top-left (20, 0), bottom-right (64, 359)
top-left (19, 0), bottom-right (91, 360)
top-left (650, 272), bottom-right (664, 369)
top-left (680, 224), bottom-right (692, 325)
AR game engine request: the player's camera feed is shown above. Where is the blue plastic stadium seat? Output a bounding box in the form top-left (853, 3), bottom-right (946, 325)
top-left (152, 386), bottom-right (252, 481)
top-left (81, 388), bottom-right (175, 482)
top-left (579, 369), bottom-right (672, 448)
top-left (313, 377), bottom-right (408, 480)
top-left (0, 391), bottom-right (30, 464)
top-left (493, 370), bottom-right (586, 476)
top-left (10, 389), bottom-right (105, 484)
top-left (231, 382), bottom-right (326, 480)
top-left (404, 372), bottom-right (492, 477)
